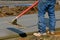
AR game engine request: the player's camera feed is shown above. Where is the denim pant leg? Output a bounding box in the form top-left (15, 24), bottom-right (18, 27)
top-left (38, 1), bottom-right (47, 33)
top-left (48, 4), bottom-right (56, 32)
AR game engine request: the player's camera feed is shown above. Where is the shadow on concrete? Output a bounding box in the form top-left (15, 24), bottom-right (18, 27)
top-left (26, 18), bottom-right (60, 28)
top-left (44, 18), bottom-right (60, 27)
top-left (56, 19), bottom-right (60, 21)
top-left (7, 28), bottom-right (27, 38)
top-left (45, 18), bottom-right (60, 21)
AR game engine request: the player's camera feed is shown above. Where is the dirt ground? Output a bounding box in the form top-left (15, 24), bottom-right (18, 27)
top-left (4, 32), bottom-right (60, 40)
top-left (0, 4), bottom-right (60, 17)
top-left (0, 6), bottom-right (37, 17)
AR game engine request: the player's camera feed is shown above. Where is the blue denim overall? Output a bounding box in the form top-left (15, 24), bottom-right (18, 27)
top-left (38, 0), bottom-right (56, 33)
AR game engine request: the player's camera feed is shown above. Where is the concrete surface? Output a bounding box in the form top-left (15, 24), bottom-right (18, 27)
top-left (0, 11), bottom-right (60, 40)
top-left (0, 1), bottom-right (34, 7)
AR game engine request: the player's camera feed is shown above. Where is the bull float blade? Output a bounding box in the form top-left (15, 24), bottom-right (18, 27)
top-left (11, 18), bottom-right (17, 25)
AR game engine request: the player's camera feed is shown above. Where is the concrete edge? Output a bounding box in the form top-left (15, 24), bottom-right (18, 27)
top-left (0, 28), bottom-right (60, 40)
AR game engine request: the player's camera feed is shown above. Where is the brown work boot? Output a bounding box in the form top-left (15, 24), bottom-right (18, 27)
top-left (33, 32), bottom-right (47, 37)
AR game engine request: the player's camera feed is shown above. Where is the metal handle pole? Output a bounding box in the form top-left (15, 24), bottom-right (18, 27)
top-left (16, 1), bottom-right (38, 19)
top-left (11, 1), bottom-right (38, 24)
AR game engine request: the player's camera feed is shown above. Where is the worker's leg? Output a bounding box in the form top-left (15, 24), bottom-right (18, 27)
top-left (33, 2), bottom-right (47, 37)
top-left (48, 4), bottom-right (56, 33)
top-left (33, 0), bottom-right (49, 36)
top-left (38, 1), bottom-right (48, 34)
top-left (38, 5), bottom-right (46, 34)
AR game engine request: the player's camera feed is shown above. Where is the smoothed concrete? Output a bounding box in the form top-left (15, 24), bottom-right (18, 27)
top-left (0, 11), bottom-right (60, 39)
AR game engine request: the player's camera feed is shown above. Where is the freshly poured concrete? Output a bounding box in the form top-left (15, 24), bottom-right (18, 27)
top-left (0, 11), bottom-right (60, 40)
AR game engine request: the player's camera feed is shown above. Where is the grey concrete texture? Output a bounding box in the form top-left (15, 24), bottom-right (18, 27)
top-left (0, 1), bottom-right (34, 7)
top-left (0, 11), bottom-right (60, 39)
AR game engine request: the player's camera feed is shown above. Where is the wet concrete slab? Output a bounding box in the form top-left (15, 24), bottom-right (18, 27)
top-left (0, 11), bottom-right (60, 40)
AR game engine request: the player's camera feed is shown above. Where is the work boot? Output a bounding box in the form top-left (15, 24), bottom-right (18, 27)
top-left (33, 32), bottom-right (46, 37)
